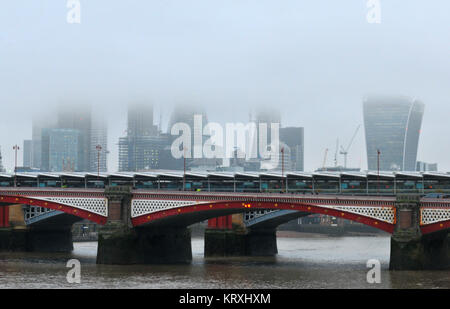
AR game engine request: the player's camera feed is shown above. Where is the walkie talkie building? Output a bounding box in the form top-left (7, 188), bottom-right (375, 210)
top-left (363, 96), bottom-right (425, 171)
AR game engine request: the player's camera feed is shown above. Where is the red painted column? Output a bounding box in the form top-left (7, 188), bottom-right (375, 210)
top-left (0, 206), bottom-right (9, 228)
top-left (226, 215), bottom-right (232, 229)
top-left (207, 218), bottom-right (217, 228)
top-left (207, 215), bottom-right (232, 229)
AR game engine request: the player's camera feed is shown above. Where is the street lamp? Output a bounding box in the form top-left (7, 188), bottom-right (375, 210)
top-left (183, 146), bottom-right (188, 191)
top-left (377, 149), bottom-right (381, 195)
top-left (13, 145), bottom-right (20, 187)
top-left (280, 147), bottom-right (285, 193)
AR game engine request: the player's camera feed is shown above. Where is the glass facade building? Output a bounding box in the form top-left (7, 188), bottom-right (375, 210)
top-left (41, 128), bottom-right (81, 172)
top-left (363, 96), bottom-right (425, 171)
top-left (280, 127), bottom-right (304, 171)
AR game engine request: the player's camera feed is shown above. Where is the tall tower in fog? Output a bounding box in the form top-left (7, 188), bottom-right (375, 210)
top-left (127, 102), bottom-right (158, 137)
top-left (90, 115), bottom-right (108, 173)
top-left (119, 102), bottom-right (162, 172)
top-left (363, 96), bottom-right (425, 171)
top-left (56, 103), bottom-right (92, 172)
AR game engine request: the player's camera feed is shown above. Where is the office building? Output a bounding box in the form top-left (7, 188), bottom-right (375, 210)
top-left (119, 103), bottom-right (166, 171)
top-left (363, 96), bottom-right (424, 171)
top-left (56, 104), bottom-right (92, 172)
top-left (280, 127), bottom-right (304, 171)
top-left (41, 128), bottom-right (81, 172)
top-left (23, 140), bottom-right (33, 168)
top-left (119, 135), bottom-right (169, 171)
top-left (90, 115), bottom-right (108, 173)
top-left (416, 161), bottom-right (438, 172)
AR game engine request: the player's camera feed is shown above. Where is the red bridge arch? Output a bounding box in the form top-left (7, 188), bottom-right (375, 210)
top-left (0, 195), bottom-right (107, 225)
top-left (131, 200), bottom-right (396, 233)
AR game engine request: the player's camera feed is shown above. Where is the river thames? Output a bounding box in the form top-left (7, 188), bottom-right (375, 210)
top-left (0, 235), bottom-right (449, 289)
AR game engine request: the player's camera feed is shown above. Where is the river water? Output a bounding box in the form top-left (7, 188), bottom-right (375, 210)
top-left (0, 236), bottom-right (449, 289)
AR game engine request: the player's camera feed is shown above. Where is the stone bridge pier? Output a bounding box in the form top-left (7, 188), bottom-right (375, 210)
top-left (0, 204), bottom-right (75, 252)
top-left (390, 195), bottom-right (449, 270)
top-left (96, 186), bottom-right (192, 264)
top-left (204, 214), bottom-right (278, 257)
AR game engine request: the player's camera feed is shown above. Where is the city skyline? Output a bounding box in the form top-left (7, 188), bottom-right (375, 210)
top-left (1, 0), bottom-right (449, 291)
top-left (0, 95), bottom-right (443, 173)
top-left (1, 1), bottom-right (449, 172)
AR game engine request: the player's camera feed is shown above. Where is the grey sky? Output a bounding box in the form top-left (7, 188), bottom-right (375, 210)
top-left (0, 1), bottom-right (449, 172)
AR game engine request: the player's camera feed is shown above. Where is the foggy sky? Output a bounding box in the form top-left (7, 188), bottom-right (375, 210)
top-left (1, 1), bottom-right (449, 172)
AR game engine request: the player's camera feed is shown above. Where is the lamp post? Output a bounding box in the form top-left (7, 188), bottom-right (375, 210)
top-left (183, 146), bottom-right (188, 191)
top-left (13, 145), bottom-right (20, 187)
top-left (281, 147), bottom-right (285, 193)
top-left (96, 145), bottom-right (102, 179)
top-left (377, 149), bottom-right (381, 195)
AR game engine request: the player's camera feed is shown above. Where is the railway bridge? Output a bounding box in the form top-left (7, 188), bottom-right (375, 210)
top-left (0, 185), bottom-right (449, 269)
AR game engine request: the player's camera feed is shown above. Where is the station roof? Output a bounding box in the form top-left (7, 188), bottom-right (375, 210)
top-left (312, 172), bottom-right (341, 179)
top-left (395, 172), bottom-right (424, 179)
top-left (3, 171), bottom-right (450, 183)
top-left (422, 172), bottom-right (450, 179)
top-left (286, 172), bottom-right (313, 178)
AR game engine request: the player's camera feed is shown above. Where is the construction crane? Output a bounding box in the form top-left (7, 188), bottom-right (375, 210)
top-left (334, 139), bottom-right (339, 167)
top-left (340, 125), bottom-right (361, 168)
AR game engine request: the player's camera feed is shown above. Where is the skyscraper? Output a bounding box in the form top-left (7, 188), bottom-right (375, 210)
top-left (32, 114), bottom-right (56, 169)
top-left (127, 102), bottom-right (158, 137)
top-left (363, 96), bottom-right (425, 171)
top-left (23, 140), bottom-right (33, 168)
top-left (254, 107), bottom-right (281, 150)
top-left (90, 115), bottom-right (108, 173)
top-left (280, 127), bottom-right (304, 171)
top-left (56, 104), bottom-right (92, 172)
top-left (119, 102), bottom-right (164, 171)
top-left (166, 103), bottom-right (213, 170)
top-left (41, 128), bottom-right (81, 172)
